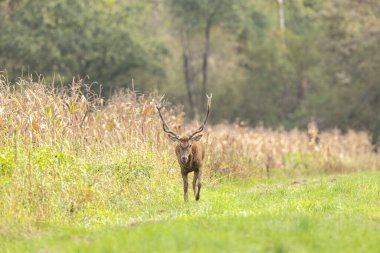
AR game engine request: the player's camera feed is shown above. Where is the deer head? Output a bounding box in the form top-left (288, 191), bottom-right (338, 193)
top-left (156, 94), bottom-right (212, 164)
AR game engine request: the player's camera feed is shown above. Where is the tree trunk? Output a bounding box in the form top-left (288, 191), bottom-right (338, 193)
top-left (297, 76), bottom-right (305, 104)
top-left (277, 0), bottom-right (285, 31)
top-left (371, 121), bottom-right (380, 152)
top-left (181, 32), bottom-right (196, 119)
top-left (201, 19), bottom-right (212, 97)
top-left (151, 0), bottom-right (159, 33)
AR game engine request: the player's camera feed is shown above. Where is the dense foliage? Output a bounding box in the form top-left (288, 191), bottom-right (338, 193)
top-left (1, 0), bottom-right (380, 144)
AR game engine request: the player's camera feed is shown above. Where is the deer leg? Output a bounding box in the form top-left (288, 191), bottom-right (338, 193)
top-left (182, 173), bottom-right (189, 202)
top-left (193, 171), bottom-right (198, 198)
top-left (195, 170), bottom-right (202, 201)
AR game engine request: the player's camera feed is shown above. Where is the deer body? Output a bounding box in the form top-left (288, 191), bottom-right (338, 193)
top-left (156, 94), bottom-right (212, 202)
top-left (175, 140), bottom-right (205, 201)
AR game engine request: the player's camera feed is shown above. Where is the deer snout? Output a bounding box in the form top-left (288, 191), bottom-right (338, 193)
top-left (181, 156), bottom-right (189, 164)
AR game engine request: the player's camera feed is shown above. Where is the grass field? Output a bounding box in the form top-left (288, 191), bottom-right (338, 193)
top-left (0, 77), bottom-right (379, 252)
top-left (1, 171), bottom-right (380, 253)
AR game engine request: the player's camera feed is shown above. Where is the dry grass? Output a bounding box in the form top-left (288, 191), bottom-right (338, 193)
top-left (207, 124), bottom-right (378, 179)
top-left (0, 75), bottom-right (378, 226)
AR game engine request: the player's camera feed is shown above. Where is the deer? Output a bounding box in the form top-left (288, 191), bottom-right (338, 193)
top-left (156, 94), bottom-right (212, 202)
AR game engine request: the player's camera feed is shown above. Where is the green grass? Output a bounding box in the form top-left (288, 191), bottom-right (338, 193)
top-left (1, 171), bottom-right (380, 253)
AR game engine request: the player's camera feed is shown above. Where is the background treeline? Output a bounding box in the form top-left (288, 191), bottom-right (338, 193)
top-left (1, 0), bottom-right (380, 144)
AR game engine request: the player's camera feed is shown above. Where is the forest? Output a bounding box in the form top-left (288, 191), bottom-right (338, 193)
top-left (1, 0), bottom-right (380, 146)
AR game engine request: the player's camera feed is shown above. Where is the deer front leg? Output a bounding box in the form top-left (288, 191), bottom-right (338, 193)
top-left (193, 171), bottom-right (198, 198)
top-left (182, 173), bottom-right (189, 202)
top-left (195, 170), bottom-right (202, 201)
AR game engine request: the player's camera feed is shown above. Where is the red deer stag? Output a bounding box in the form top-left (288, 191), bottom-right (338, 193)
top-left (156, 94), bottom-right (212, 202)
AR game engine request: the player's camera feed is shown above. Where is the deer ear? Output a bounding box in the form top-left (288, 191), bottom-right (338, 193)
top-left (168, 134), bottom-right (178, 142)
top-left (192, 134), bottom-right (203, 141)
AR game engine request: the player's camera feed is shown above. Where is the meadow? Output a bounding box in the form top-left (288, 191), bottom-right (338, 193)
top-left (0, 76), bottom-right (379, 252)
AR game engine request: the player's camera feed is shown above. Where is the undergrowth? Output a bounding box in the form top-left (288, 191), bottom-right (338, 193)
top-left (0, 75), bottom-right (379, 227)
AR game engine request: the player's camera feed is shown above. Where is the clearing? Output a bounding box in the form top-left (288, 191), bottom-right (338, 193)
top-left (1, 171), bottom-right (380, 253)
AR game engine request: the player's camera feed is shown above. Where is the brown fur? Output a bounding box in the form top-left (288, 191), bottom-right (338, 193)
top-left (156, 94), bottom-right (212, 202)
top-left (174, 138), bottom-right (205, 201)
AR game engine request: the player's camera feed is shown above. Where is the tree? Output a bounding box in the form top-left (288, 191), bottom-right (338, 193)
top-left (0, 0), bottom-right (165, 95)
top-left (277, 0), bottom-right (285, 31)
top-left (167, 0), bottom-right (236, 118)
top-left (313, 0), bottom-right (380, 145)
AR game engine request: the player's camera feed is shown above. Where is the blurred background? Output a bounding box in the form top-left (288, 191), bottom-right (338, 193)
top-left (0, 0), bottom-right (379, 145)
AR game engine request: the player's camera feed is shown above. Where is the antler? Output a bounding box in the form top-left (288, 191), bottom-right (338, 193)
top-left (189, 94), bottom-right (212, 140)
top-left (156, 95), bottom-right (180, 140)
